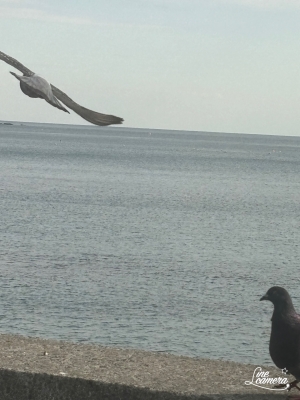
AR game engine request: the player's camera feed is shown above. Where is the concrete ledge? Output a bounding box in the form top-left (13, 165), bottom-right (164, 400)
top-left (0, 334), bottom-right (288, 399)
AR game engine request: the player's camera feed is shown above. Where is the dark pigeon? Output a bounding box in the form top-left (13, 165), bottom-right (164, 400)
top-left (260, 286), bottom-right (300, 393)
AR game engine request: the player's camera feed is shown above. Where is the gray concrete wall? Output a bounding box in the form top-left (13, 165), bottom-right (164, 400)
top-left (0, 334), bottom-right (288, 399)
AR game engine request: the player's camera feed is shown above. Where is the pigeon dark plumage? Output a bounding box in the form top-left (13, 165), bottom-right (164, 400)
top-left (260, 286), bottom-right (300, 393)
top-left (0, 50), bottom-right (124, 126)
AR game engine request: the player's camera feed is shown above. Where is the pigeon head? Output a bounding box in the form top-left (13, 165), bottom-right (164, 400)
top-left (260, 286), bottom-right (296, 315)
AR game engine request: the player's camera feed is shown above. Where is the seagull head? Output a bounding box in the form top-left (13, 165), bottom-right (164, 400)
top-left (9, 71), bottom-right (18, 77)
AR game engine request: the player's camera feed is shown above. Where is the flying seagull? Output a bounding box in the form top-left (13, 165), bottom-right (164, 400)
top-left (0, 50), bottom-right (123, 126)
top-left (260, 286), bottom-right (300, 395)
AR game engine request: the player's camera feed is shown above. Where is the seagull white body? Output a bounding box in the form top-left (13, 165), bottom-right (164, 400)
top-left (0, 50), bottom-right (123, 126)
top-left (10, 72), bottom-right (69, 113)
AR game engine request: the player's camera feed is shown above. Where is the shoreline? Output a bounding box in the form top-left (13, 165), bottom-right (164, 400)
top-left (0, 333), bottom-right (286, 399)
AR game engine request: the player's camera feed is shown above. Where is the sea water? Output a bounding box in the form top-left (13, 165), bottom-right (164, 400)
top-left (0, 122), bottom-right (299, 365)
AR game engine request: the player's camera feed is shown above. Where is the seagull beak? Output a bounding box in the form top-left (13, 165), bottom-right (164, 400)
top-left (260, 293), bottom-right (269, 301)
top-left (9, 71), bottom-right (18, 79)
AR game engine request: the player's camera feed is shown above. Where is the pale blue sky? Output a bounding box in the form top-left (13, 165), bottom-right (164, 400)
top-left (1, 0), bottom-right (300, 135)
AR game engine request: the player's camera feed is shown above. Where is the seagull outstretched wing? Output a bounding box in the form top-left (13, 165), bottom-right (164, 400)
top-left (51, 85), bottom-right (124, 126)
top-left (0, 51), bottom-right (34, 76)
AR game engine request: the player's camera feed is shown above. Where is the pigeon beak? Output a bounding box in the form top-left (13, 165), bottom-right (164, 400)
top-left (260, 293), bottom-right (269, 301)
